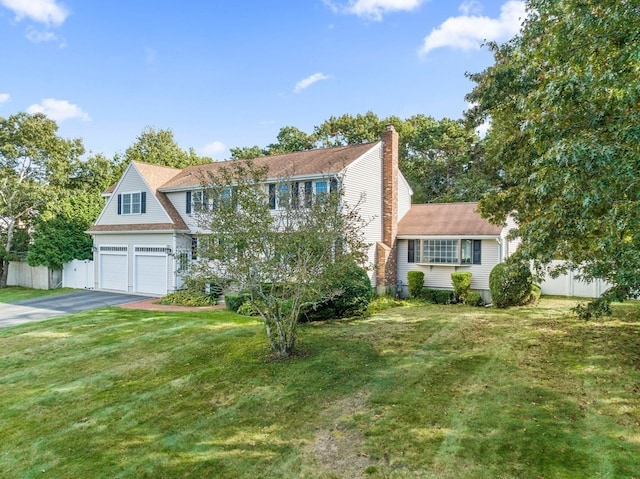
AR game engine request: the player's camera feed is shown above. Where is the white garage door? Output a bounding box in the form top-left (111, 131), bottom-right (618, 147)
top-left (134, 248), bottom-right (168, 295)
top-left (99, 246), bottom-right (128, 291)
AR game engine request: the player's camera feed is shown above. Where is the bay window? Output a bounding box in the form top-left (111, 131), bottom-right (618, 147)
top-left (408, 239), bottom-right (482, 265)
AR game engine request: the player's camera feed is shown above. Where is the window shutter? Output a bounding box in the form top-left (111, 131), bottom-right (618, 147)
top-left (304, 181), bottom-right (312, 207)
top-left (408, 239), bottom-right (415, 263)
top-left (291, 182), bottom-right (300, 208)
top-left (473, 240), bottom-right (482, 265)
top-left (117, 194), bottom-right (122, 215)
top-left (330, 177), bottom-right (338, 193)
top-left (269, 184), bottom-right (276, 210)
top-left (141, 191), bottom-right (146, 213)
top-left (186, 191), bottom-right (191, 214)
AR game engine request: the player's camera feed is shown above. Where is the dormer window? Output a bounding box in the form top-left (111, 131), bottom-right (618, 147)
top-left (117, 192), bottom-right (146, 215)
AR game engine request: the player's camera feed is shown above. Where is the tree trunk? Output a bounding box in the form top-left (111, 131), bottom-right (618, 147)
top-left (0, 259), bottom-right (8, 288)
top-left (1, 220), bottom-right (15, 288)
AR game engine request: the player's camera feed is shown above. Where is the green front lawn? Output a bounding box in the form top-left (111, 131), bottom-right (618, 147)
top-left (0, 299), bottom-right (638, 478)
top-left (0, 286), bottom-right (74, 303)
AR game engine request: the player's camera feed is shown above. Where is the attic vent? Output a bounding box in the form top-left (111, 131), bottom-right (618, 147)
top-left (135, 246), bottom-right (167, 253)
top-left (100, 246), bottom-right (127, 252)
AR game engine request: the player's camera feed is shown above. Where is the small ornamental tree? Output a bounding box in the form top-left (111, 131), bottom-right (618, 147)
top-left (489, 258), bottom-right (533, 308)
top-left (191, 159), bottom-right (369, 359)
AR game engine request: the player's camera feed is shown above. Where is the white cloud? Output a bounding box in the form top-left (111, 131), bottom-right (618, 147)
top-left (0, 0), bottom-right (69, 26)
top-left (199, 141), bottom-right (226, 157)
top-left (419, 0), bottom-right (526, 55)
top-left (459, 0), bottom-right (482, 15)
top-left (26, 98), bottom-right (90, 122)
top-left (294, 73), bottom-right (331, 93)
top-left (325, 0), bottom-right (426, 21)
top-left (25, 26), bottom-right (61, 44)
top-left (0, 93), bottom-right (10, 105)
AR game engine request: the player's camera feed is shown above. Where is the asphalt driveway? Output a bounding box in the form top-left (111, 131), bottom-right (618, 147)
top-left (0, 290), bottom-right (151, 328)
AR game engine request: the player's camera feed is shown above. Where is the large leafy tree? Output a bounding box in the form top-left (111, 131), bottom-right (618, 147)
top-left (125, 127), bottom-right (211, 168)
top-left (192, 160), bottom-right (369, 358)
top-left (0, 113), bottom-right (84, 287)
top-left (466, 0), bottom-right (640, 314)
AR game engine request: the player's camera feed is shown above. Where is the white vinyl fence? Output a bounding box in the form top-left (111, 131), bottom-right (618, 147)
top-left (62, 259), bottom-right (95, 289)
top-left (539, 261), bottom-right (611, 298)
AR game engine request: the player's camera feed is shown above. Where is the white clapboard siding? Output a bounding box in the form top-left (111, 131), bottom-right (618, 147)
top-left (95, 164), bottom-right (172, 226)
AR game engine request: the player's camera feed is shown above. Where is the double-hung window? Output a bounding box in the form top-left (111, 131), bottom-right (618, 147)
top-left (118, 192), bottom-right (145, 215)
top-left (268, 178), bottom-right (337, 210)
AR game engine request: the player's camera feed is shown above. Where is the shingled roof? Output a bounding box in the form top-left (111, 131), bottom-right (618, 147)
top-left (397, 202), bottom-right (502, 237)
top-left (159, 142), bottom-right (377, 190)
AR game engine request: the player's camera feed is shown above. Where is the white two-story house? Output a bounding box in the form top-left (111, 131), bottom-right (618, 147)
top-left (88, 125), bottom-right (514, 298)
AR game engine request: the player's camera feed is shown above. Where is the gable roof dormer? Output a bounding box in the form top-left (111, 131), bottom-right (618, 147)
top-left (88, 161), bottom-right (188, 233)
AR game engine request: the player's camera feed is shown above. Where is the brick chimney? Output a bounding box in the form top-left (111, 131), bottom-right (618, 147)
top-left (376, 124), bottom-right (398, 291)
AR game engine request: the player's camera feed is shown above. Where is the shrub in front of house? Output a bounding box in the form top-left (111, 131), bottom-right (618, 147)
top-left (184, 276), bottom-right (223, 300)
top-left (237, 301), bottom-right (260, 316)
top-left (225, 293), bottom-right (251, 312)
top-left (451, 272), bottom-right (472, 303)
top-left (529, 284), bottom-right (542, 303)
top-left (159, 289), bottom-right (218, 307)
top-left (301, 262), bottom-right (372, 321)
top-left (463, 291), bottom-right (484, 307)
top-left (422, 288), bottom-right (453, 305)
top-left (407, 271), bottom-right (425, 298)
top-left (489, 258), bottom-right (533, 308)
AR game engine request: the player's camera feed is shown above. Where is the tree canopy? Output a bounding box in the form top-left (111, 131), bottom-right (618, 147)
top-left (466, 0), bottom-right (640, 315)
top-left (230, 112), bottom-right (497, 204)
top-left (0, 113), bottom-right (84, 286)
top-left (125, 127), bottom-right (212, 168)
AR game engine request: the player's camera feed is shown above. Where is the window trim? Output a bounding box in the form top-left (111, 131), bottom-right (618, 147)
top-left (407, 238), bottom-right (482, 266)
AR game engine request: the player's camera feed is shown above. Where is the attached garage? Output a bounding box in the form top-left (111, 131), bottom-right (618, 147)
top-left (99, 246), bottom-right (128, 292)
top-left (134, 246), bottom-right (168, 295)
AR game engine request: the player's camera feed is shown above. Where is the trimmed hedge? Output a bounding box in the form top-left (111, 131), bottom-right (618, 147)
top-left (451, 272), bottom-right (472, 303)
top-left (407, 271), bottom-right (425, 298)
top-left (422, 288), bottom-right (453, 305)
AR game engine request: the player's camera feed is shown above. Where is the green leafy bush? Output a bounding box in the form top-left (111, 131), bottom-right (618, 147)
top-left (184, 276), bottom-right (223, 300)
top-left (529, 284), bottom-right (542, 303)
top-left (451, 272), bottom-right (472, 303)
top-left (423, 288), bottom-right (453, 305)
top-left (225, 293), bottom-right (250, 312)
top-left (301, 262), bottom-right (372, 321)
top-left (464, 291), bottom-right (484, 307)
top-left (366, 296), bottom-right (405, 314)
top-left (237, 301), bottom-right (259, 316)
top-left (159, 289), bottom-right (217, 307)
top-left (489, 259), bottom-right (533, 308)
top-left (407, 271), bottom-right (425, 298)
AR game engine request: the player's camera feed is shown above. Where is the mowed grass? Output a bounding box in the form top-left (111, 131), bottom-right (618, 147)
top-left (0, 286), bottom-right (74, 303)
top-left (0, 298), bottom-right (639, 478)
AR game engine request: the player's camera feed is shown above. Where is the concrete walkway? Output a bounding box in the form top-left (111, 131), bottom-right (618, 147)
top-left (0, 290), bottom-right (151, 328)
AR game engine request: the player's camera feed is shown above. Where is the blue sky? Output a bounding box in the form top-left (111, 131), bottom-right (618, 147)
top-left (0, 0), bottom-right (525, 160)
